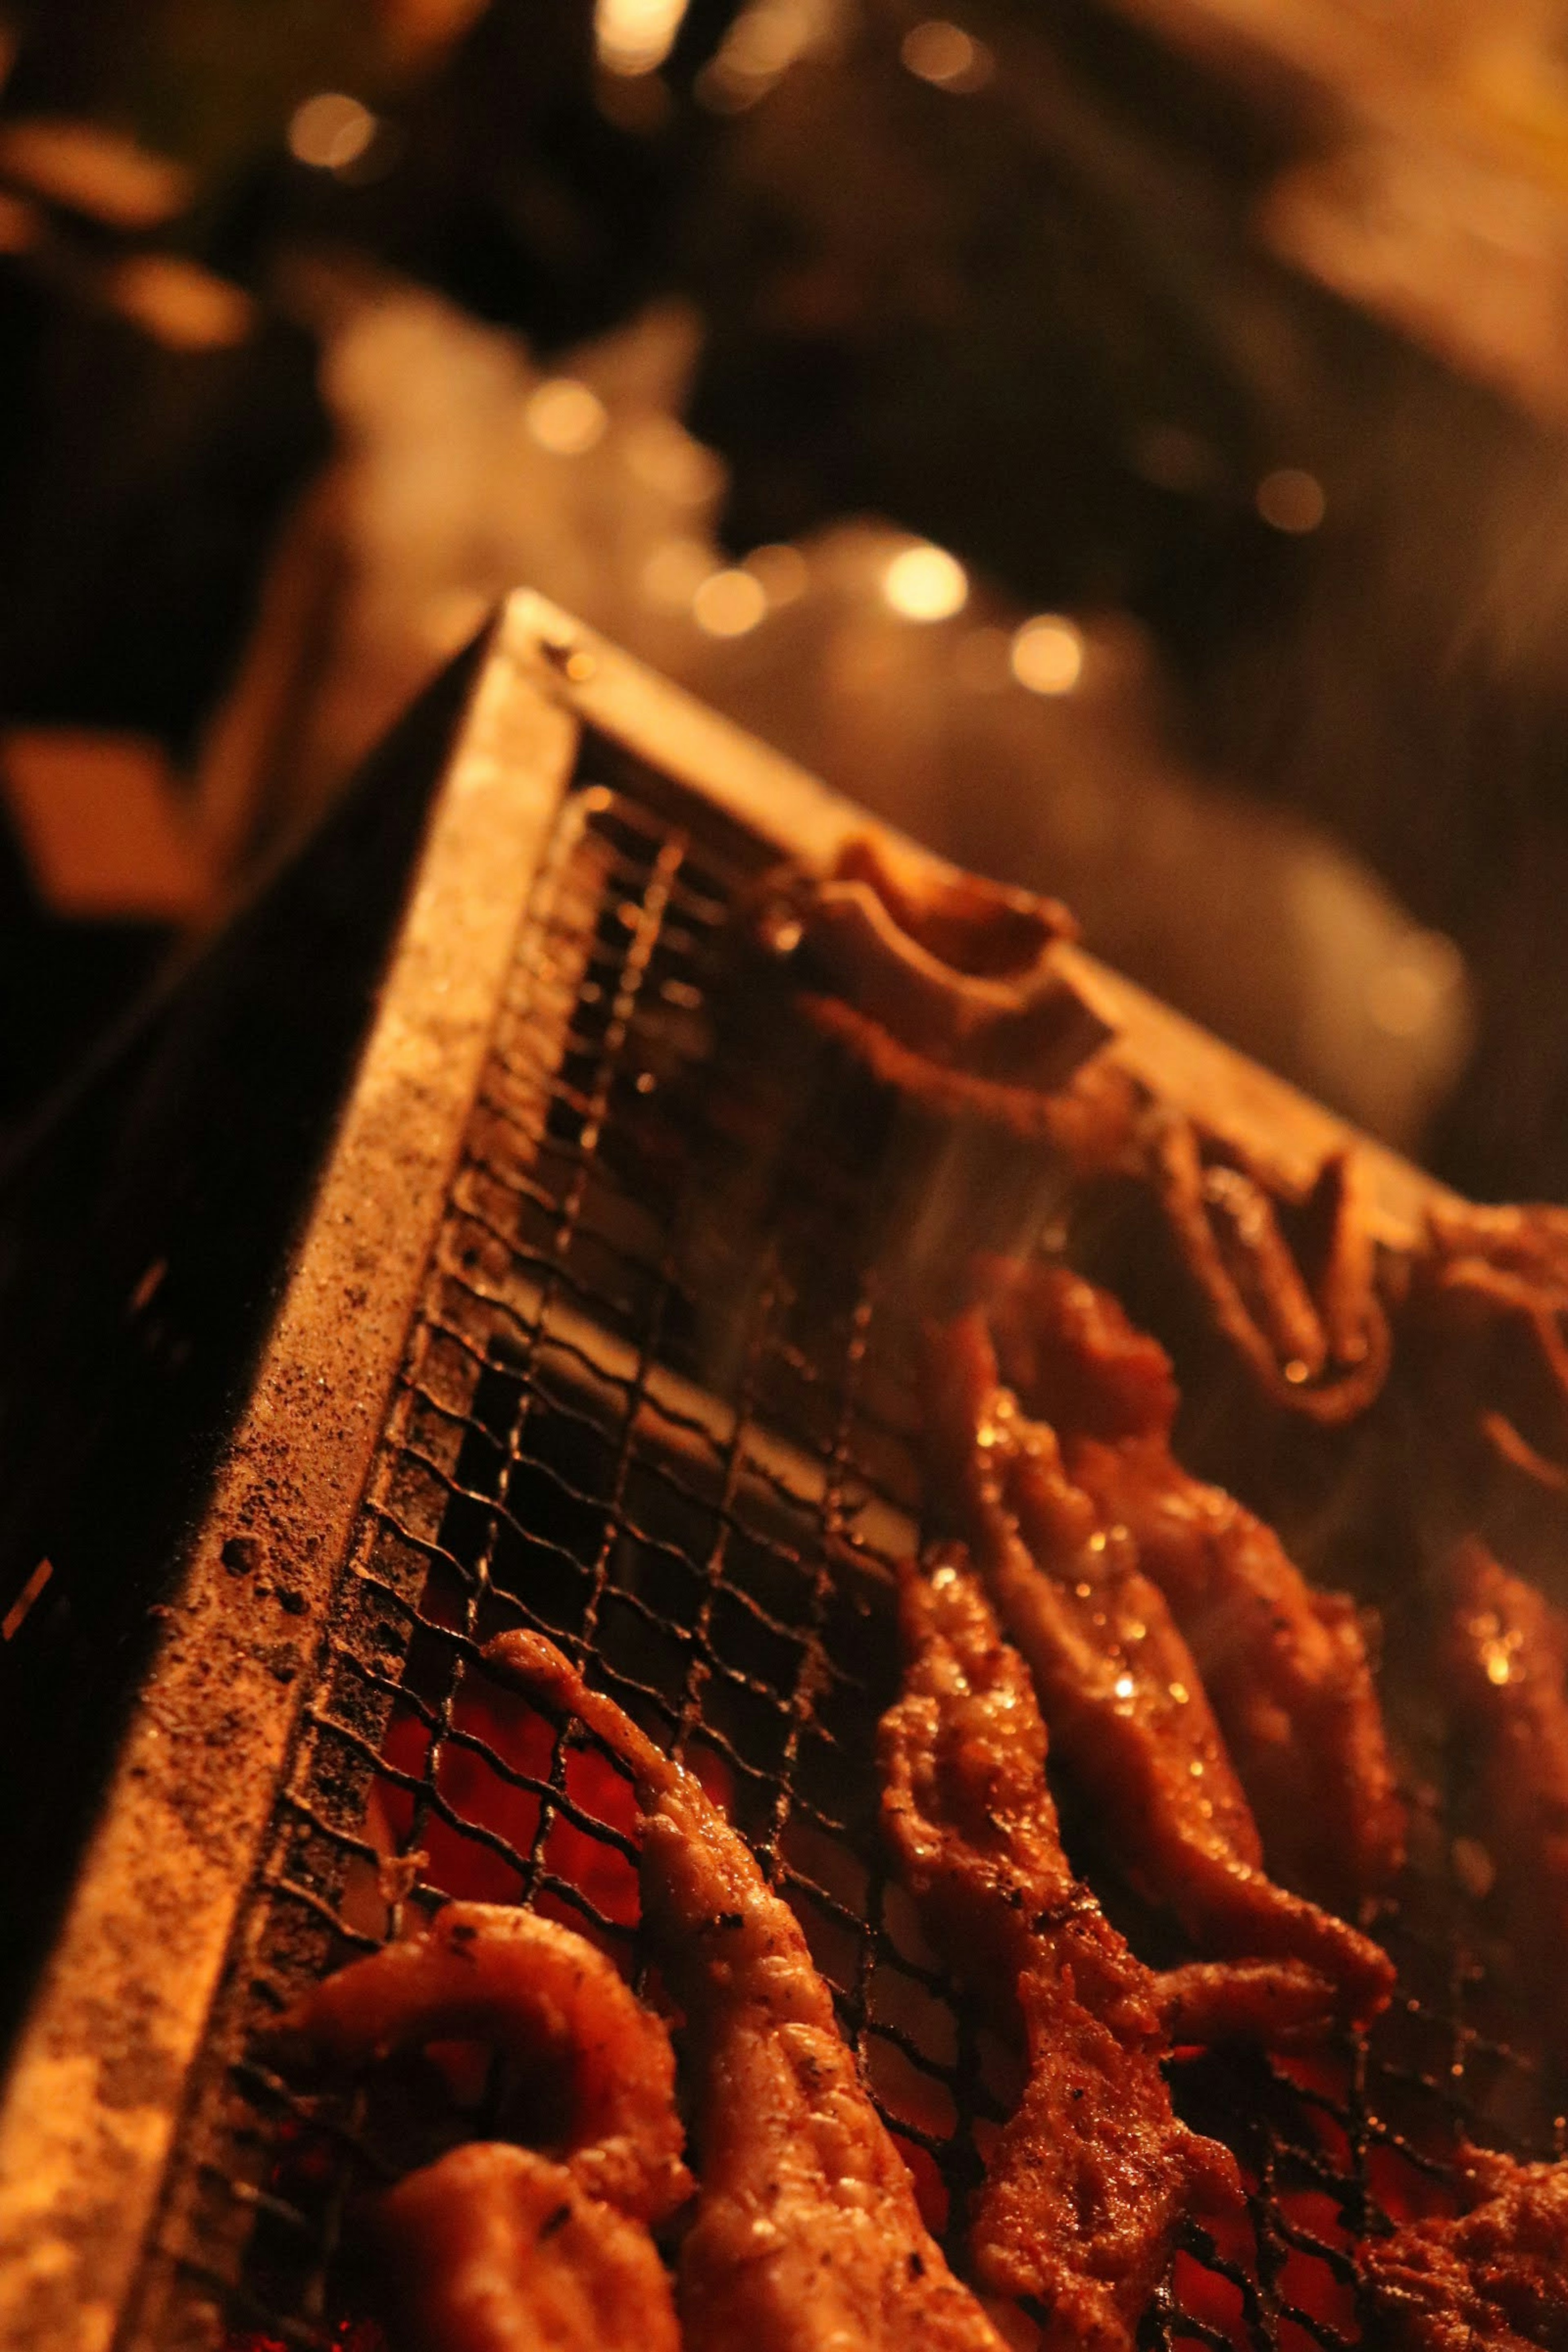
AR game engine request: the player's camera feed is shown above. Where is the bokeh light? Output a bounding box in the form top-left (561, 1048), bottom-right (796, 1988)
top-left (524, 379), bottom-right (608, 456)
top-left (693, 568), bottom-right (768, 635)
top-left (900, 20), bottom-right (993, 91)
top-left (288, 94), bottom-right (378, 172)
top-left (594, 0), bottom-right (690, 76)
top-left (1011, 615), bottom-right (1085, 694)
top-left (882, 543), bottom-right (969, 621)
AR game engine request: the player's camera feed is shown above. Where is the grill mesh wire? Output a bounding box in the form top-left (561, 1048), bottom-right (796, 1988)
top-left (145, 776), bottom-right (1561, 2350)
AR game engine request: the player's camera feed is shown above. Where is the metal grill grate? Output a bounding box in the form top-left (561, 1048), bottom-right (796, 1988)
top-left (138, 773), bottom-right (1563, 2351)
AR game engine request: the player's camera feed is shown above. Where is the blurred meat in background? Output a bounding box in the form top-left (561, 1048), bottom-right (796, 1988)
top-left (3, 0), bottom-right (1568, 1192)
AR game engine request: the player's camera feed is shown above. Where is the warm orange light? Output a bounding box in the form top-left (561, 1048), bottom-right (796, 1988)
top-left (900, 19), bottom-right (993, 91)
top-left (289, 93), bottom-right (377, 171)
top-left (595, 0), bottom-right (689, 76)
top-left (882, 543), bottom-right (968, 620)
top-left (525, 379), bottom-right (607, 456)
top-left (1011, 615), bottom-right (1084, 695)
top-left (693, 568), bottom-right (768, 635)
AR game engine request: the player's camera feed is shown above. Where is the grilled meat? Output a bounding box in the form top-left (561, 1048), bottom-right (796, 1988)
top-left (278, 1902), bottom-right (691, 2225)
top-left (1414, 1226), bottom-right (1568, 1495)
top-left (371, 2142), bottom-right (682, 2352)
top-left (754, 833), bottom-right (1100, 1084)
top-left (1147, 1126), bottom-right (1391, 1424)
top-left (1445, 1540), bottom-right (1568, 2025)
top-left (753, 833), bottom-right (1135, 1155)
top-left (485, 1629), bottom-right (1013, 2352)
top-left (879, 1553), bottom-right (1240, 2345)
top-left (983, 1260), bottom-right (1405, 1902)
top-left (1152, 1959), bottom-right (1339, 2049)
top-left (927, 1307), bottom-right (1394, 2026)
top-left (1359, 2146), bottom-right (1568, 2350)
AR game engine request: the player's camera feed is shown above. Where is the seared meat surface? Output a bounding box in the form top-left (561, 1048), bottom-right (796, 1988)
top-left (1445, 1539), bottom-right (1568, 2030)
top-left (1151, 1959), bottom-right (1339, 2049)
top-left (927, 1306), bottom-right (1394, 2025)
top-left (879, 1554), bottom-right (1238, 2345)
top-left (1359, 2147), bottom-right (1568, 2350)
top-left (372, 2142), bottom-right (683, 2352)
top-left (984, 1261), bottom-right (1405, 1902)
top-left (485, 1629), bottom-right (1013, 2352)
top-left (278, 1902), bottom-right (691, 2225)
top-left (278, 1906), bottom-right (690, 2350)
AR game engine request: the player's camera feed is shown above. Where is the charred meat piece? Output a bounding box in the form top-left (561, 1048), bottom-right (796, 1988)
top-left (277, 1902), bottom-right (692, 2225)
top-left (754, 832), bottom-right (1095, 1078)
top-left (754, 833), bottom-right (1124, 1144)
top-left (485, 1629), bottom-right (1013, 2352)
top-left (880, 1553), bottom-right (1240, 2345)
top-left (1414, 1218), bottom-right (1568, 1494)
top-left (1359, 2146), bottom-right (1568, 2350)
top-left (1445, 1540), bottom-right (1568, 2025)
top-left (1152, 1959), bottom-right (1340, 2050)
top-left (983, 1261), bottom-right (1406, 1902)
top-left (927, 1308), bottom-right (1394, 2027)
top-left (370, 2141), bottom-right (683, 2352)
top-left (1426, 1201), bottom-right (1568, 1293)
top-left (1149, 1125), bottom-right (1391, 1425)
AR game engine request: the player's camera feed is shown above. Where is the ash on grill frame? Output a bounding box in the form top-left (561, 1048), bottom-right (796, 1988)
top-left (0, 593), bottom-right (1560, 2352)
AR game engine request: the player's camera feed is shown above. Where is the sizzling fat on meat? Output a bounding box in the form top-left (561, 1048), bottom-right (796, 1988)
top-left (277, 1902), bottom-right (692, 2225)
top-left (1445, 1539), bottom-right (1568, 2023)
top-left (880, 1554), bottom-right (1240, 2346)
top-left (926, 1307), bottom-right (1394, 2027)
top-left (1359, 2147), bottom-right (1568, 2351)
top-left (484, 1628), bottom-right (1013, 2352)
top-left (984, 1262), bottom-right (1406, 1903)
top-left (370, 2142), bottom-right (683, 2352)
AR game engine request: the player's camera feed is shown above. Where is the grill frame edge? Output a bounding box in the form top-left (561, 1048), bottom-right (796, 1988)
top-left (0, 607), bottom-right (577, 2352)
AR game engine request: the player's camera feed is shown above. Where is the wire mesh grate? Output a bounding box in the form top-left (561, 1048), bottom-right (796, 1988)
top-left (138, 775), bottom-right (1562, 2351)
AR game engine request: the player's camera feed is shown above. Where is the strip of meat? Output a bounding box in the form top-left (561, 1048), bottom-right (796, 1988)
top-left (751, 834), bottom-right (1131, 1156)
top-left (754, 833), bottom-right (1102, 1084)
top-left (1358, 2146), bottom-right (1568, 2350)
top-left (800, 990), bottom-right (1144, 1164)
top-left (1152, 1960), bottom-right (1340, 2050)
top-left (370, 2141), bottom-right (683, 2352)
top-left (926, 1307), bottom-right (1394, 2026)
top-left (1444, 1540), bottom-right (1568, 2029)
top-left (1416, 1243), bottom-right (1568, 1493)
top-left (484, 1628), bottom-right (1013, 2352)
top-left (983, 1261), bottom-right (1406, 1903)
top-left (1149, 1124), bottom-right (1391, 1425)
top-left (277, 1901), bottom-right (691, 2225)
top-left (880, 1553), bottom-right (1240, 2345)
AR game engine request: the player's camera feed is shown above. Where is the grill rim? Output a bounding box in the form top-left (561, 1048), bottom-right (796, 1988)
top-left (0, 588), bottom-right (1476, 2351)
top-left (0, 606), bottom-right (578, 2352)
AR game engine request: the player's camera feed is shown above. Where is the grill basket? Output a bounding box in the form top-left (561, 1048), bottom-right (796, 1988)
top-left (0, 595), bottom-right (1559, 2352)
